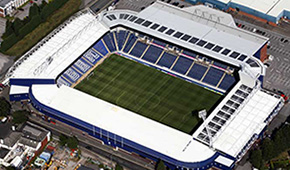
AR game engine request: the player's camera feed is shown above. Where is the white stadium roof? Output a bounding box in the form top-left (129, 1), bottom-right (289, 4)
top-left (4, 2), bottom-right (267, 84)
top-left (102, 2), bottom-right (267, 71)
top-left (4, 12), bottom-right (109, 81)
top-left (31, 84), bottom-right (216, 163)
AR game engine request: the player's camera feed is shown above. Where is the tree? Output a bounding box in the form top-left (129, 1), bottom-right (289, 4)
top-left (156, 160), bottom-right (166, 170)
top-left (67, 136), bottom-right (78, 149)
top-left (261, 138), bottom-right (274, 161)
top-left (2, 20), bottom-right (14, 39)
top-left (12, 18), bottom-right (24, 35)
top-left (39, 0), bottom-right (48, 10)
top-left (59, 135), bottom-right (78, 149)
top-left (115, 163), bottom-right (123, 170)
top-left (59, 134), bottom-right (68, 146)
top-left (12, 110), bottom-right (29, 124)
top-left (0, 97), bottom-right (11, 117)
top-left (249, 149), bottom-right (262, 169)
top-left (28, 4), bottom-right (40, 19)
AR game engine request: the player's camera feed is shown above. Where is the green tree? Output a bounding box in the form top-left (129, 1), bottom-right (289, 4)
top-left (0, 33), bottom-right (19, 52)
top-left (261, 138), bottom-right (274, 161)
top-left (0, 97), bottom-right (11, 117)
top-left (12, 18), bottom-right (24, 35)
top-left (29, 3), bottom-right (40, 19)
top-left (2, 20), bottom-right (14, 39)
top-left (12, 110), bottom-right (29, 124)
top-left (59, 134), bottom-right (68, 146)
top-left (39, 0), bottom-right (48, 9)
top-left (249, 149), bottom-right (262, 169)
top-left (67, 136), bottom-right (78, 149)
top-left (156, 160), bottom-right (166, 170)
top-left (115, 163), bottom-right (123, 170)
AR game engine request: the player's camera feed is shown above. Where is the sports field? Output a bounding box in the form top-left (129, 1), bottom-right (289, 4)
top-left (75, 54), bottom-right (221, 134)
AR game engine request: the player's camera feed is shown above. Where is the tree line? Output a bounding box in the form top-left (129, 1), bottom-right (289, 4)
top-left (0, 0), bottom-right (69, 52)
top-left (250, 122), bottom-right (290, 169)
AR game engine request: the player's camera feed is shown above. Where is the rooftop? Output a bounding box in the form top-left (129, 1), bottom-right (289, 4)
top-left (216, 0), bottom-right (290, 17)
top-left (0, 0), bottom-right (12, 8)
top-left (0, 148), bottom-right (9, 159)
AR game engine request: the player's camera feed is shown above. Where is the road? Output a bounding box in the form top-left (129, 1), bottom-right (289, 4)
top-left (28, 115), bottom-right (154, 170)
top-left (89, 0), bottom-right (115, 13)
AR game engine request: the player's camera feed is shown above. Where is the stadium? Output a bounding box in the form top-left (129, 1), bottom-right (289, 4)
top-left (3, 1), bottom-right (285, 170)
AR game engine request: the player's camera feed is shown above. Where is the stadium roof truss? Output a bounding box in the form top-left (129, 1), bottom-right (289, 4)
top-left (4, 2), bottom-right (284, 170)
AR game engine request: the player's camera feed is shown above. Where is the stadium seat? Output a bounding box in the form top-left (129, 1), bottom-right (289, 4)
top-left (102, 33), bottom-right (116, 52)
top-left (129, 42), bottom-right (149, 58)
top-left (73, 59), bottom-right (92, 73)
top-left (117, 30), bottom-right (128, 51)
top-left (123, 34), bottom-right (138, 53)
top-left (172, 56), bottom-right (193, 74)
top-left (202, 67), bottom-right (224, 86)
top-left (187, 64), bottom-right (208, 80)
top-left (83, 49), bottom-right (102, 65)
top-left (142, 45), bottom-right (163, 63)
top-left (63, 68), bottom-right (81, 83)
top-left (218, 74), bottom-right (236, 90)
top-left (56, 77), bottom-right (72, 87)
top-left (157, 53), bottom-right (177, 68)
top-left (93, 41), bottom-right (109, 56)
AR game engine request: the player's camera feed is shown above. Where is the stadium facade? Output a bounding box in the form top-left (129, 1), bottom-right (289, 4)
top-left (3, 1), bottom-right (285, 170)
top-left (187, 0), bottom-right (290, 25)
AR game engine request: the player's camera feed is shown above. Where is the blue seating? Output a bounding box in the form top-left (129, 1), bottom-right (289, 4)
top-left (187, 64), bottom-right (208, 80)
top-left (218, 74), bottom-right (236, 90)
top-left (73, 59), bottom-right (91, 73)
top-left (202, 67), bottom-right (224, 86)
top-left (142, 46), bottom-right (163, 63)
top-left (172, 56), bottom-right (193, 74)
top-left (123, 34), bottom-right (138, 53)
top-left (93, 41), bottom-right (108, 56)
top-left (213, 61), bottom-right (227, 69)
top-left (153, 39), bottom-right (167, 47)
top-left (102, 33), bottom-right (116, 52)
top-left (129, 42), bottom-right (148, 58)
top-left (182, 50), bottom-right (197, 59)
top-left (57, 77), bottom-right (72, 87)
top-left (157, 53), bottom-right (177, 69)
top-left (63, 68), bottom-right (81, 83)
top-left (117, 30), bottom-right (128, 51)
top-left (83, 49), bottom-right (102, 65)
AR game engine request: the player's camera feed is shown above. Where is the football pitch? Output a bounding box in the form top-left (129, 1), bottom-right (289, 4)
top-left (75, 54), bottom-right (221, 134)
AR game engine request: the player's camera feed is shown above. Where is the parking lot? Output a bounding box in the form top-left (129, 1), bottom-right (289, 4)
top-left (235, 19), bottom-right (290, 96)
top-left (115, 0), bottom-right (190, 12)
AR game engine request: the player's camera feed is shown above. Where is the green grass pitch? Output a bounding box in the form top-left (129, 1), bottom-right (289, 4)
top-left (75, 54), bottom-right (222, 134)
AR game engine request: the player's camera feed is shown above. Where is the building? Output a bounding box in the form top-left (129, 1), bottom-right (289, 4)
top-left (0, 0), bottom-right (29, 17)
top-left (186, 0), bottom-right (290, 25)
top-left (0, 122), bottom-right (51, 169)
top-left (3, 1), bottom-right (284, 170)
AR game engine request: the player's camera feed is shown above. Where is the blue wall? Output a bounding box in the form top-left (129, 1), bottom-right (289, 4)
top-left (9, 93), bottom-right (29, 101)
top-left (10, 78), bottom-right (55, 86)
